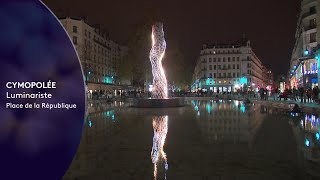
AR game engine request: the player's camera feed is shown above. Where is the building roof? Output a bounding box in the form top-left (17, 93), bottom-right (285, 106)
top-left (202, 36), bottom-right (249, 49)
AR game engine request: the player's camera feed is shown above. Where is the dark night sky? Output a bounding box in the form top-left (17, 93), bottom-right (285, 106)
top-left (43, 0), bottom-right (301, 78)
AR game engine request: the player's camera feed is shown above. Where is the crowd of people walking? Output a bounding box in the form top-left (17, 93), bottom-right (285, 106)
top-left (273, 86), bottom-right (319, 103)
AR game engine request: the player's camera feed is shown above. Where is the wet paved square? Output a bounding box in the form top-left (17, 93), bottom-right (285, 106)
top-left (63, 100), bottom-right (320, 180)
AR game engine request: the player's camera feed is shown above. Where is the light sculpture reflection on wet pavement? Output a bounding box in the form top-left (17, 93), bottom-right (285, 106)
top-left (151, 116), bottom-right (168, 180)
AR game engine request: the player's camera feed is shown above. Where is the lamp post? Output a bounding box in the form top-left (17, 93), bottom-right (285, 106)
top-left (316, 48), bottom-right (320, 99)
top-left (301, 60), bottom-right (306, 89)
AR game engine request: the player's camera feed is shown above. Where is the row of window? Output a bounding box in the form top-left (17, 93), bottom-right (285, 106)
top-left (207, 72), bottom-right (240, 78)
top-left (203, 73), bottom-right (252, 84)
top-left (84, 39), bottom-right (112, 56)
top-left (85, 64), bottom-right (115, 72)
top-left (86, 69), bottom-right (116, 76)
top-left (73, 25), bottom-right (111, 46)
top-left (208, 64), bottom-right (240, 70)
top-left (85, 29), bottom-right (109, 45)
top-left (74, 37), bottom-right (119, 68)
top-left (203, 49), bottom-right (242, 54)
top-left (203, 56), bottom-right (240, 63)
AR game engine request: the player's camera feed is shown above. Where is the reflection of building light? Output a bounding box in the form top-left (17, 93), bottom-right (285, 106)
top-left (316, 133), bottom-right (320, 140)
top-left (197, 111), bottom-right (200, 116)
top-left (234, 100), bottom-right (239, 106)
top-left (206, 104), bottom-right (211, 113)
top-left (88, 120), bottom-right (92, 128)
top-left (305, 139), bottom-right (310, 147)
top-left (240, 105), bottom-right (245, 113)
top-left (302, 114), bottom-right (320, 131)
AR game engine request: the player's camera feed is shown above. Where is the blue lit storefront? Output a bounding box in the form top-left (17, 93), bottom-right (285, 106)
top-left (290, 57), bottom-right (318, 89)
top-left (192, 77), bottom-right (248, 93)
top-left (84, 74), bottom-right (126, 99)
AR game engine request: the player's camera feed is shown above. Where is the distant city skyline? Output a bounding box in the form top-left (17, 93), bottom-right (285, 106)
top-left (43, 0), bottom-right (301, 78)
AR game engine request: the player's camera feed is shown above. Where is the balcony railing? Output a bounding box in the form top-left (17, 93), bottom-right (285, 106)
top-left (218, 67), bottom-right (231, 70)
top-left (302, 11), bottom-right (316, 19)
top-left (217, 75), bottom-right (233, 78)
top-left (304, 25), bottom-right (317, 31)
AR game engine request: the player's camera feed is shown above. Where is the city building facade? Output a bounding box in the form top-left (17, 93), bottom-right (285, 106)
top-left (192, 37), bottom-right (271, 93)
top-left (289, 0), bottom-right (320, 89)
top-left (267, 70), bottom-right (274, 88)
top-left (59, 17), bottom-right (128, 94)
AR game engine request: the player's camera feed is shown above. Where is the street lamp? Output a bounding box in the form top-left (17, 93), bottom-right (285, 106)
top-left (300, 60), bottom-right (306, 89)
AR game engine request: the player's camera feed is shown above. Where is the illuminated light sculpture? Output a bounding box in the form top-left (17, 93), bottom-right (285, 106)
top-left (151, 116), bottom-right (168, 180)
top-left (150, 22), bottom-right (168, 99)
top-left (133, 22), bottom-right (184, 107)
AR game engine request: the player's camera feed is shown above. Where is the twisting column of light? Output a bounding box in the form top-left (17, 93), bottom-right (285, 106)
top-left (150, 22), bottom-right (168, 99)
top-left (151, 116), bottom-right (168, 180)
